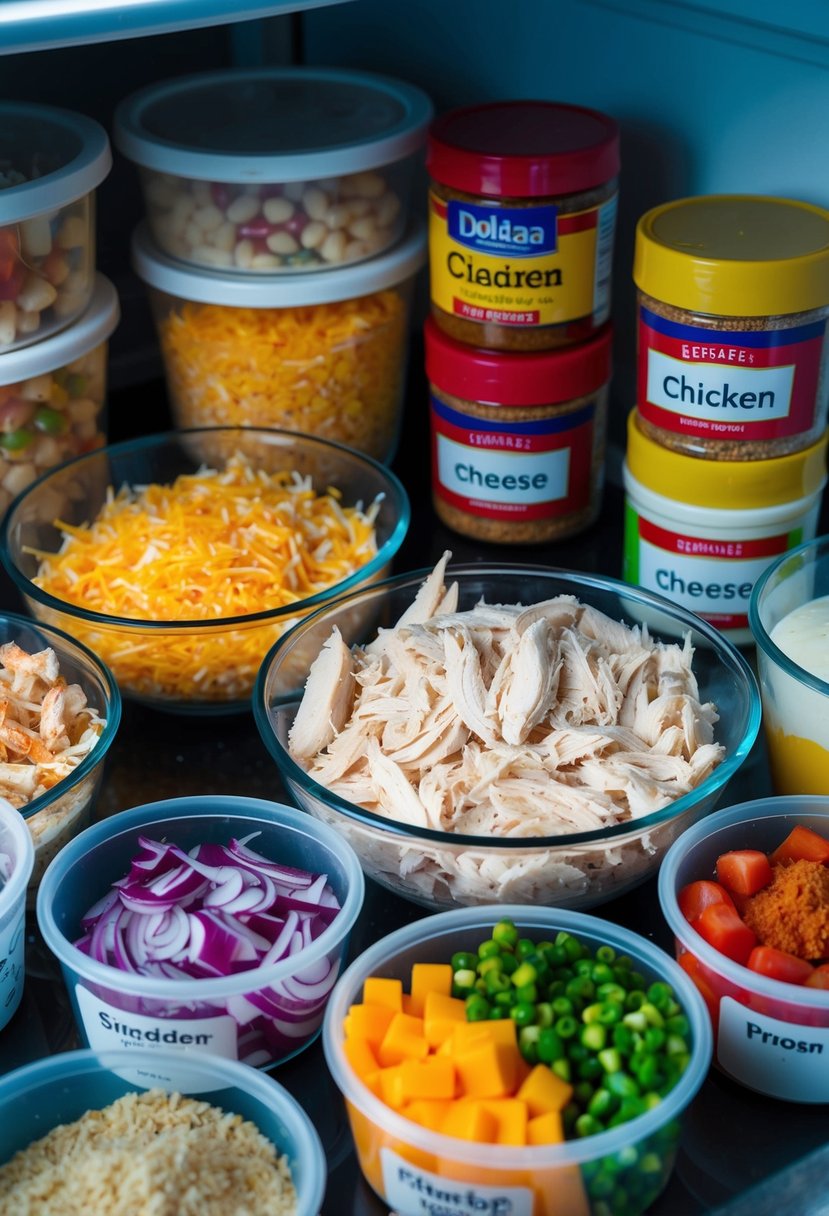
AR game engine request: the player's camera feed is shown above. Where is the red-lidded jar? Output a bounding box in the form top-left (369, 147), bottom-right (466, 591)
top-left (427, 100), bottom-right (620, 351)
top-left (425, 317), bottom-right (612, 544)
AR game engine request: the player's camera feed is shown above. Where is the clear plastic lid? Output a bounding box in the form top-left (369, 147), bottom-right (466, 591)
top-left (0, 275), bottom-right (120, 386)
top-left (0, 103), bottom-right (111, 223)
top-left (114, 68), bottom-right (433, 182)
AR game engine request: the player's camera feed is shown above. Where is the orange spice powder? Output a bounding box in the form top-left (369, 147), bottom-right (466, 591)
top-left (742, 859), bottom-right (829, 960)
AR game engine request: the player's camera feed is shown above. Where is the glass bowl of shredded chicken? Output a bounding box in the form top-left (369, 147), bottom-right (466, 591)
top-left (0, 612), bottom-right (119, 899)
top-left (254, 555), bottom-right (761, 911)
top-left (0, 427), bottom-right (409, 715)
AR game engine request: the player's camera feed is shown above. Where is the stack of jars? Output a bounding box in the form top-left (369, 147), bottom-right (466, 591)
top-left (424, 100), bottom-right (618, 545)
top-left (0, 103), bottom-right (118, 521)
top-left (624, 196), bottom-right (829, 643)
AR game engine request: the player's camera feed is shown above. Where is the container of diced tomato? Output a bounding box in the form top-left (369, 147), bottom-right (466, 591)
top-left (658, 796), bottom-right (829, 1103)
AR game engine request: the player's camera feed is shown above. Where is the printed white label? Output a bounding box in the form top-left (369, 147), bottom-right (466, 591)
top-left (593, 193), bottom-right (618, 316)
top-left (381, 1148), bottom-right (533, 1216)
top-left (638, 540), bottom-right (763, 616)
top-left (437, 433), bottom-right (569, 505)
top-left (0, 908), bottom-right (25, 1023)
top-left (646, 349), bottom-right (795, 422)
top-left (76, 985), bottom-right (238, 1093)
top-left (718, 996), bottom-right (829, 1103)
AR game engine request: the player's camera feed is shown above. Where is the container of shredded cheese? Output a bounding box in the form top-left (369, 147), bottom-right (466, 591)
top-left (132, 221), bottom-right (426, 463)
top-left (0, 427), bottom-right (409, 714)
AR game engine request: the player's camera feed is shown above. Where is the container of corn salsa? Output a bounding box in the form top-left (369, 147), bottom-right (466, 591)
top-left (323, 906), bottom-right (711, 1216)
top-left (427, 100), bottom-right (619, 351)
top-left (131, 221), bottom-right (426, 463)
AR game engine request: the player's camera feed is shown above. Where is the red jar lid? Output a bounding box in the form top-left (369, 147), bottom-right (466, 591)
top-left (427, 100), bottom-right (620, 198)
top-left (424, 318), bottom-right (613, 406)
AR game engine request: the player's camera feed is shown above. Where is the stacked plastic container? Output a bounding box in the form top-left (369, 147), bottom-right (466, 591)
top-left (114, 69), bottom-right (432, 463)
top-left (0, 103), bottom-right (118, 518)
top-left (424, 100), bottom-right (618, 545)
top-left (624, 196), bottom-right (829, 644)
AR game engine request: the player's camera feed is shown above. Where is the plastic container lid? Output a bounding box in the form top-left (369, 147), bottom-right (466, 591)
top-left (424, 316), bottom-right (612, 405)
top-left (427, 100), bottom-right (620, 198)
top-left (634, 195), bottom-right (829, 317)
top-left (0, 103), bottom-right (111, 223)
top-left (132, 220), bottom-right (426, 307)
top-left (114, 68), bottom-right (433, 182)
top-left (626, 410), bottom-right (828, 509)
top-left (0, 275), bottom-right (119, 386)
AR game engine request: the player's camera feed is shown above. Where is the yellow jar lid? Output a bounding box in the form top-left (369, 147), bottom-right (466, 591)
top-left (634, 195), bottom-right (829, 317)
top-left (626, 410), bottom-right (828, 508)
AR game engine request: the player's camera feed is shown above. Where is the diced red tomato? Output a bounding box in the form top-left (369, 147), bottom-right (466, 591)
top-left (768, 825), bottom-right (829, 867)
top-left (678, 880), bottom-right (736, 923)
top-left (0, 228), bottom-right (19, 281)
top-left (805, 964), bottom-right (829, 990)
top-left (746, 946), bottom-right (814, 986)
top-left (692, 903), bottom-right (757, 965)
top-left (715, 849), bottom-right (773, 897)
top-left (679, 950), bottom-right (720, 1030)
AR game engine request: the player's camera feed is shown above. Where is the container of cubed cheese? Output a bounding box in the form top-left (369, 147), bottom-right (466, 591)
top-left (0, 103), bottom-right (111, 352)
top-left (114, 67), bottom-right (432, 275)
top-left (0, 274), bottom-right (119, 518)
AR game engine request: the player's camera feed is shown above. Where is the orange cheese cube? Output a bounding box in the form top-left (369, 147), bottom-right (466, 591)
top-left (362, 1069), bottom-right (383, 1099)
top-left (410, 963), bottom-right (453, 1016)
top-left (402, 994), bottom-right (416, 1016)
top-left (481, 1098), bottom-right (529, 1146)
top-left (441, 1100), bottom-right (498, 1143)
top-left (517, 1064), bottom-right (573, 1115)
top-left (423, 992), bottom-right (467, 1047)
top-left (450, 1019), bottom-right (518, 1055)
top-left (344, 1003), bottom-right (395, 1047)
top-left (377, 1012), bottom-right (429, 1067)
top-left (454, 1041), bottom-right (520, 1099)
top-left (378, 1065), bottom-right (406, 1109)
top-left (343, 1036), bottom-right (379, 1080)
top-left (400, 1056), bottom-right (457, 1101)
top-left (363, 977), bottom-right (403, 1012)
top-left (527, 1110), bottom-right (565, 1145)
top-left (403, 1099), bottom-right (453, 1132)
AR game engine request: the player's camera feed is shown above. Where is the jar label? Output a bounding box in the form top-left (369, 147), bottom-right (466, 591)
top-left (380, 1147), bottom-right (535, 1216)
top-left (638, 305), bottom-right (827, 442)
top-left (429, 191), bottom-right (616, 328)
top-left (430, 395), bottom-right (595, 521)
top-left (0, 906), bottom-right (25, 1025)
top-left (623, 501), bottom-right (801, 630)
top-left (717, 997), bottom-right (829, 1103)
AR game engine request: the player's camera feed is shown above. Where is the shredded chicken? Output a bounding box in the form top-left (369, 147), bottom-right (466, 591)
top-left (288, 555), bottom-right (725, 852)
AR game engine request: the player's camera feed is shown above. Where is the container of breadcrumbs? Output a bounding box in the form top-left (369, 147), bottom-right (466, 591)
top-left (132, 221), bottom-right (426, 464)
top-left (425, 318), bottom-right (612, 544)
top-left (634, 195), bottom-right (829, 460)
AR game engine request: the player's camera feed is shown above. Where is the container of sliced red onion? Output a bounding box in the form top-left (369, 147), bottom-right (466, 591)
top-left (35, 794), bottom-right (364, 1081)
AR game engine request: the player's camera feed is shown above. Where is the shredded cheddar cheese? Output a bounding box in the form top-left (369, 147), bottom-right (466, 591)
top-left (159, 291), bottom-right (408, 461)
top-left (31, 453), bottom-right (381, 704)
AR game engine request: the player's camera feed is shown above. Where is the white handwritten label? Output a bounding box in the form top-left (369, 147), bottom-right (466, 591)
top-left (0, 907), bottom-right (24, 1024)
top-left (380, 1147), bottom-right (533, 1216)
top-left (717, 996), bottom-right (829, 1103)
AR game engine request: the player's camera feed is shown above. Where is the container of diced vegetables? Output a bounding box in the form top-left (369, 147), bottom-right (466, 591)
top-left (131, 221), bottom-right (425, 463)
top-left (0, 103), bottom-right (111, 352)
top-left (0, 796), bottom-right (34, 1031)
top-left (322, 905), bottom-right (711, 1216)
top-left (36, 795), bottom-right (364, 1074)
top-left (658, 796), bottom-right (829, 1104)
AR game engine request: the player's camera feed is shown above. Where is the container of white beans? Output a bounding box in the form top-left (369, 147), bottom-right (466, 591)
top-left (114, 68), bottom-right (432, 276)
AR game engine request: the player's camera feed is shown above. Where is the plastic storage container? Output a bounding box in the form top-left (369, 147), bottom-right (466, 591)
top-left (0, 102), bottom-right (111, 351)
top-left (633, 195), bottom-right (829, 460)
top-left (623, 410), bottom-right (827, 644)
top-left (427, 100), bottom-right (619, 351)
top-left (750, 534), bottom-right (829, 794)
top-left (425, 317), bottom-right (612, 544)
top-left (323, 905), bottom-right (711, 1216)
top-left (37, 795), bottom-right (364, 1071)
top-left (114, 67), bottom-right (432, 275)
top-left (0, 274), bottom-right (118, 517)
top-left (133, 222), bottom-right (425, 462)
top-left (0, 1047), bottom-right (326, 1215)
top-left (658, 797), bottom-right (829, 1104)
top-left (0, 796), bottom-right (35, 1031)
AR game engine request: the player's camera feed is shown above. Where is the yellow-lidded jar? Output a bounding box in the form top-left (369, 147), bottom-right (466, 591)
top-left (623, 410), bottom-right (828, 644)
top-left (634, 195), bottom-right (829, 460)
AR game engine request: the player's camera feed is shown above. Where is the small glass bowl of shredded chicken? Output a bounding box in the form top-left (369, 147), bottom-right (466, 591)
top-left (255, 555), bottom-right (761, 911)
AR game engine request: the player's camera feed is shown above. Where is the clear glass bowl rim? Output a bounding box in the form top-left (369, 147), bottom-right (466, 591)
top-left (749, 532), bottom-right (829, 699)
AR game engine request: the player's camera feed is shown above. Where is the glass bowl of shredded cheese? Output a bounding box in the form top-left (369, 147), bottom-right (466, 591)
top-left (254, 558), bottom-right (761, 912)
top-left (0, 427), bottom-right (409, 715)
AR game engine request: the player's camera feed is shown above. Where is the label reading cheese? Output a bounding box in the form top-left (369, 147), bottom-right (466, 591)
top-left (717, 996), bottom-right (829, 1103)
top-left (429, 191), bottom-right (616, 328)
top-left (638, 306), bottom-right (827, 441)
top-left (431, 394), bottom-right (595, 521)
top-left (380, 1147), bottom-right (534, 1216)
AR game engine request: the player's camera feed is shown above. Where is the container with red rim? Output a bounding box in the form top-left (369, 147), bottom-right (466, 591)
top-left (425, 317), bottom-right (612, 544)
top-left (427, 100), bottom-right (620, 351)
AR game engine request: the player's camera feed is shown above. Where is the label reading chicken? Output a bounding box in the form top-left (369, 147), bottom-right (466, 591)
top-left (430, 395), bottom-right (595, 521)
